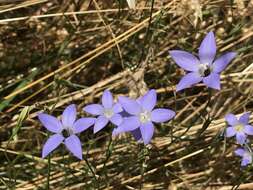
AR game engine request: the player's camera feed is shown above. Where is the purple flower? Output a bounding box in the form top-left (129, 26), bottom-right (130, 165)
top-left (225, 113), bottom-right (253, 144)
top-left (235, 148), bottom-right (252, 166)
top-left (169, 31), bottom-right (237, 91)
top-left (83, 90), bottom-right (123, 133)
top-left (117, 89), bottom-right (175, 144)
top-left (38, 104), bottom-right (95, 159)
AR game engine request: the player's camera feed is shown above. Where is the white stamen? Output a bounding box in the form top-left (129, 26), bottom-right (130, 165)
top-left (139, 110), bottom-right (151, 124)
top-left (198, 63), bottom-right (208, 76)
top-left (62, 126), bottom-right (74, 136)
top-left (104, 108), bottom-right (114, 119)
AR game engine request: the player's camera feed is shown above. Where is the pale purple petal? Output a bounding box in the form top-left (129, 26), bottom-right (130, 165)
top-left (239, 112), bottom-right (251, 125)
top-left (236, 132), bottom-right (247, 144)
top-left (112, 103), bottom-right (123, 113)
top-left (118, 116), bottom-right (140, 132)
top-left (136, 96), bottom-right (143, 104)
top-left (225, 127), bottom-right (236, 137)
top-left (225, 114), bottom-right (238, 126)
top-left (83, 104), bottom-right (103, 115)
top-left (241, 157), bottom-right (251, 166)
top-left (42, 134), bottom-right (64, 158)
top-left (131, 128), bottom-right (142, 142)
top-left (102, 90), bottom-right (113, 109)
top-left (112, 127), bottom-right (122, 137)
top-left (112, 124), bottom-right (129, 136)
top-left (140, 89), bottom-right (157, 111)
top-left (176, 72), bottom-right (203, 92)
top-left (244, 125), bottom-right (253, 135)
top-left (93, 115), bottom-right (109, 133)
top-left (241, 154), bottom-right (252, 166)
top-left (110, 113), bottom-right (123, 126)
top-left (140, 122), bottom-right (154, 145)
top-left (73, 118), bottom-right (95, 133)
top-left (118, 96), bottom-right (141, 115)
top-left (151, 108), bottom-right (175, 123)
top-left (212, 52), bottom-right (237, 73)
top-left (169, 50), bottom-right (200, 71)
top-left (203, 73), bottom-right (220, 90)
top-left (199, 31), bottom-right (216, 64)
top-left (38, 113), bottom-right (62, 133)
top-left (235, 148), bottom-right (245, 157)
top-left (62, 104), bottom-right (76, 127)
top-left (65, 135), bottom-right (82, 160)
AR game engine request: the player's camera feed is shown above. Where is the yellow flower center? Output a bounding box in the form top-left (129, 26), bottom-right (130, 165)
top-left (234, 124), bottom-right (244, 132)
top-left (104, 108), bottom-right (114, 118)
top-left (139, 111), bottom-right (151, 123)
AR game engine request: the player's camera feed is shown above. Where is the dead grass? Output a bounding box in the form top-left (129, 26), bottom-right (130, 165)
top-left (1, 0), bottom-right (253, 189)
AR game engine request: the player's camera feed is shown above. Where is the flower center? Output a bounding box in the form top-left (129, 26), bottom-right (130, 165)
top-left (139, 111), bottom-right (151, 124)
top-left (62, 127), bottom-right (73, 138)
top-left (104, 108), bottom-right (114, 119)
top-left (234, 123), bottom-right (244, 132)
top-left (198, 63), bottom-right (212, 77)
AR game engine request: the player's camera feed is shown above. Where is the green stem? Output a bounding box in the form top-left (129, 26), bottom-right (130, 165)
top-left (139, 145), bottom-right (148, 190)
top-left (100, 134), bottom-right (113, 187)
top-left (46, 155), bottom-right (51, 190)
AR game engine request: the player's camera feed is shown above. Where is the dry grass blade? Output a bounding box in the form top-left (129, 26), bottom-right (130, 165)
top-left (1, 0), bottom-right (253, 189)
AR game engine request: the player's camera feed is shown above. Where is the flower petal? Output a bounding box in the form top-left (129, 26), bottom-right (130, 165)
top-left (176, 72), bottom-right (202, 92)
top-left (102, 90), bottom-right (113, 109)
top-left (130, 128), bottom-right (142, 142)
top-left (151, 108), bottom-right (175, 123)
top-left (112, 127), bottom-right (122, 137)
top-left (169, 50), bottom-right (200, 71)
top-left (62, 104), bottom-right (76, 127)
top-left (239, 112), bottom-right (251, 125)
top-left (225, 127), bottom-right (236, 137)
top-left (38, 113), bottom-right (62, 133)
top-left (199, 31), bottom-right (216, 64)
top-left (112, 103), bottom-right (123, 113)
top-left (94, 115), bottom-right (109, 133)
top-left (42, 134), bottom-right (64, 158)
top-left (73, 118), bottom-right (95, 133)
top-left (235, 148), bottom-right (245, 157)
top-left (118, 116), bottom-right (140, 132)
top-left (203, 73), bottom-right (220, 90)
top-left (212, 52), bottom-right (237, 73)
top-left (140, 89), bottom-right (157, 111)
top-left (118, 96), bottom-right (141, 115)
top-left (140, 122), bottom-right (154, 145)
top-left (244, 125), bottom-right (253, 135)
top-left (241, 157), bottom-right (251, 166)
top-left (236, 132), bottom-right (247, 144)
top-left (83, 104), bottom-right (103, 115)
top-left (110, 113), bottom-right (123, 126)
top-left (65, 135), bottom-right (82, 160)
top-left (225, 114), bottom-right (238, 126)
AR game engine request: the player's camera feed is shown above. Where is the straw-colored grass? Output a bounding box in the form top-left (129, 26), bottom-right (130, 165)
top-left (1, 0), bottom-right (253, 189)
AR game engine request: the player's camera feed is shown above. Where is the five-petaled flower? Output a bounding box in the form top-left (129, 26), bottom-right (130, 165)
top-left (169, 31), bottom-right (237, 91)
top-left (117, 89), bottom-right (175, 144)
top-left (225, 113), bottom-right (253, 144)
top-left (38, 104), bottom-right (95, 159)
top-left (83, 90), bottom-right (123, 133)
top-left (235, 148), bottom-right (253, 166)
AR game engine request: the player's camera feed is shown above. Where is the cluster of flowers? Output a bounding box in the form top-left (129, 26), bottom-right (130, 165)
top-left (38, 89), bottom-right (176, 160)
top-left (38, 31), bottom-right (251, 166)
top-left (225, 113), bottom-right (253, 166)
